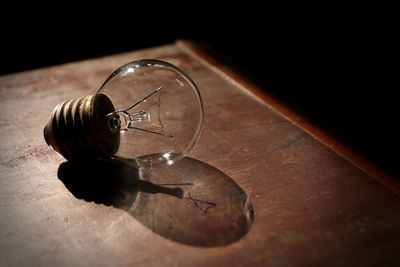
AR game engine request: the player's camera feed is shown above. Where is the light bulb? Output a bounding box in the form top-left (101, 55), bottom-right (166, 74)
top-left (44, 59), bottom-right (203, 167)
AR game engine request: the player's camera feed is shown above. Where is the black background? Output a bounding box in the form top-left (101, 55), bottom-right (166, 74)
top-left (1, 5), bottom-right (398, 177)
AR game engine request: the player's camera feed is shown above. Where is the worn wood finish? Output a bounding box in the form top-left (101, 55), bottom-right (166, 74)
top-left (1, 42), bottom-right (400, 266)
top-left (176, 40), bottom-right (400, 195)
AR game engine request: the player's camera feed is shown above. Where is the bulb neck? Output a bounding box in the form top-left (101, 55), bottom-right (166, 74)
top-left (43, 94), bottom-right (120, 161)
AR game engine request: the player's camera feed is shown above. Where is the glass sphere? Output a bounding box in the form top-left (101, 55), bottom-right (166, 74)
top-left (95, 59), bottom-right (203, 167)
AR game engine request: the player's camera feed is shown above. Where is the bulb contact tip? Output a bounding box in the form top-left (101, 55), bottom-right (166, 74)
top-left (43, 126), bottom-right (50, 146)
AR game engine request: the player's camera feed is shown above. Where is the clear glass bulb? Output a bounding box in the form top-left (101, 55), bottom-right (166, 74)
top-left (44, 59), bottom-right (203, 167)
top-left (97, 59), bottom-right (203, 166)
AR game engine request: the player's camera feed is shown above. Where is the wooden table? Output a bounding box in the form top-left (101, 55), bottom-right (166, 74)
top-left (1, 40), bottom-right (399, 266)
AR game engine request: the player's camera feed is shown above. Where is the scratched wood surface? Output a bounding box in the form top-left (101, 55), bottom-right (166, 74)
top-left (1, 41), bottom-right (400, 266)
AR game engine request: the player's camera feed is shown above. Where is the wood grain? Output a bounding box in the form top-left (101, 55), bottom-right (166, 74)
top-left (176, 40), bottom-right (400, 195)
top-left (1, 42), bottom-right (400, 266)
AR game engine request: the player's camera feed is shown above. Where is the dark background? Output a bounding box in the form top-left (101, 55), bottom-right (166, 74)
top-left (1, 5), bottom-right (398, 177)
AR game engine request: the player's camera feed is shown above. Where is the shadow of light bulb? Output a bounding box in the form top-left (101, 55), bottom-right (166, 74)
top-left (58, 157), bottom-right (254, 247)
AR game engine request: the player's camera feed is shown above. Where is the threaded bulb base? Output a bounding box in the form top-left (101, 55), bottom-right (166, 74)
top-left (44, 94), bottom-right (120, 161)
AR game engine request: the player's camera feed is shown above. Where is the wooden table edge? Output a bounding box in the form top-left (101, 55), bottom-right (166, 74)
top-left (176, 39), bottom-right (400, 196)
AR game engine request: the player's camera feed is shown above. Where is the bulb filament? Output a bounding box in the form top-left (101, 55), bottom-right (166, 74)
top-left (107, 86), bottom-right (173, 138)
